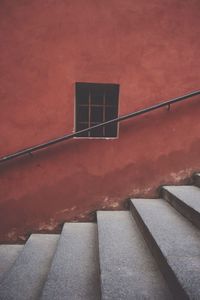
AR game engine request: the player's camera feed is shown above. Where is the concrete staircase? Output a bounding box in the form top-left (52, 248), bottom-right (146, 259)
top-left (0, 173), bottom-right (200, 299)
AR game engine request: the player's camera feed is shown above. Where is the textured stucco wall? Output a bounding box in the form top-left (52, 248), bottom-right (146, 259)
top-left (0, 0), bottom-right (200, 242)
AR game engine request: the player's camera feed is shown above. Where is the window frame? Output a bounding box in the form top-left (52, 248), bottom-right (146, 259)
top-left (74, 82), bottom-right (120, 139)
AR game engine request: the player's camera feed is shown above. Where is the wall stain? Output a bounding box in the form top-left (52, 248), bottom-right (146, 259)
top-left (0, 139), bottom-right (199, 242)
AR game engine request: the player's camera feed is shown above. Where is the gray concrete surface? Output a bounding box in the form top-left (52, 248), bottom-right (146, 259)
top-left (162, 185), bottom-right (200, 229)
top-left (163, 185), bottom-right (200, 214)
top-left (0, 245), bottom-right (23, 282)
top-left (131, 198), bottom-right (200, 299)
top-left (40, 223), bottom-right (100, 300)
top-left (0, 234), bottom-right (59, 300)
top-left (97, 211), bottom-right (172, 300)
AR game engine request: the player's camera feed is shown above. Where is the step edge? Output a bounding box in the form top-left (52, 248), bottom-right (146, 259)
top-left (129, 199), bottom-right (189, 300)
top-left (193, 173), bottom-right (200, 187)
top-left (161, 187), bottom-right (200, 230)
top-left (40, 223), bottom-right (101, 300)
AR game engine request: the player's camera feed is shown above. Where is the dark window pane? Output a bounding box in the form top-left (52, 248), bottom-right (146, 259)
top-left (105, 106), bottom-right (118, 121)
top-left (105, 124), bottom-right (118, 137)
top-left (76, 83), bottom-right (89, 105)
top-left (91, 106), bottom-right (103, 122)
top-left (76, 122), bottom-right (89, 137)
top-left (105, 85), bottom-right (119, 106)
top-left (91, 85), bottom-right (104, 105)
top-left (76, 106), bottom-right (89, 122)
top-left (90, 122), bottom-right (100, 125)
top-left (90, 126), bottom-right (104, 137)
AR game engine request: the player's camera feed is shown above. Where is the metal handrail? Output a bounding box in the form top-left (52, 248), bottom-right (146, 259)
top-left (0, 89), bottom-right (200, 164)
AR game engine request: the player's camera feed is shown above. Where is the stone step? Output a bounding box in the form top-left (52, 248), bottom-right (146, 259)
top-left (162, 185), bottom-right (200, 229)
top-left (97, 211), bottom-right (173, 300)
top-left (40, 223), bottom-right (100, 300)
top-left (193, 173), bottom-right (200, 188)
top-left (130, 198), bottom-right (200, 299)
top-left (0, 234), bottom-right (59, 300)
top-left (0, 245), bottom-right (23, 282)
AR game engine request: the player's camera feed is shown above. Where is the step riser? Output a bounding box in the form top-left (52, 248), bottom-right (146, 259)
top-left (0, 245), bottom-right (23, 282)
top-left (193, 174), bottom-right (200, 188)
top-left (161, 188), bottom-right (200, 229)
top-left (130, 202), bottom-right (188, 300)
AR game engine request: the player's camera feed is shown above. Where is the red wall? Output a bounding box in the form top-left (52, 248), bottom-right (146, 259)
top-left (0, 0), bottom-right (200, 242)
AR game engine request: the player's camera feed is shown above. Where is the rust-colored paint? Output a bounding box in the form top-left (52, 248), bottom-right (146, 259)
top-left (0, 0), bottom-right (200, 242)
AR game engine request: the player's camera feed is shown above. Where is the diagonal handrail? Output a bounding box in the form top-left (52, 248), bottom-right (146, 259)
top-left (0, 89), bottom-right (200, 164)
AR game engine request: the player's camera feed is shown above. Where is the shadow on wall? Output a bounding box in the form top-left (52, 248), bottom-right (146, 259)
top-left (0, 137), bottom-right (199, 243)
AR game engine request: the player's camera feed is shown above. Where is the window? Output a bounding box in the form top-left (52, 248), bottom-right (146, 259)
top-left (75, 82), bottom-right (119, 138)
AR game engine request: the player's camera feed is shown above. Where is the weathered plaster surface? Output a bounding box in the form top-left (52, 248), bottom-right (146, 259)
top-left (0, 0), bottom-right (200, 242)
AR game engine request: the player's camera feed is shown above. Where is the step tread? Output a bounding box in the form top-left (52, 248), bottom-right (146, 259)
top-left (0, 234), bottom-right (59, 300)
top-left (97, 211), bottom-right (173, 300)
top-left (0, 245), bottom-right (23, 281)
top-left (163, 185), bottom-right (200, 212)
top-left (131, 198), bottom-right (200, 299)
top-left (41, 223), bottom-right (100, 300)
